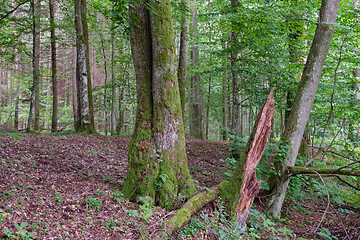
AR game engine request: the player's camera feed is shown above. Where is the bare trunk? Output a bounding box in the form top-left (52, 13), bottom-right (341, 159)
top-left (231, 0), bottom-right (240, 136)
top-left (178, 0), bottom-right (189, 120)
top-left (189, 7), bottom-right (203, 139)
top-left (50, 0), bottom-right (58, 132)
top-left (27, 0), bottom-right (41, 132)
top-left (74, 0), bottom-right (96, 133)
top-left (266, 0), bottom-right (341, 217)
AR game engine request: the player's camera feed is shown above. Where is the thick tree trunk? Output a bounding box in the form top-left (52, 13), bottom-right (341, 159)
top-left (178, 0), bottom-right (189, 120)
top-left (49, 0), bottom-right (58, 132)
top-left (266, 0), bottom-right (341, 217)
top-left (123, 0), bottom-right (196, 210)
top-left (74, 0), bottom-right (96, 133)
top-left (149, 0), bottom-right (196, 208)
top-left (122, 0), bottom-right (157, 202)
top-left (221, 89), bottom-right (274, 229)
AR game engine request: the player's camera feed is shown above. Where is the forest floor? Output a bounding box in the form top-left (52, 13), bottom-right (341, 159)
top-left (0, 133), bottom-right (359, 239)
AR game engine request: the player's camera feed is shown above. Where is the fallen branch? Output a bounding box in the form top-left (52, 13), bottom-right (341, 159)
top-left (286, 166), bottom-right (360, 177)
top-left (151, 185), bottom-right (224, 239)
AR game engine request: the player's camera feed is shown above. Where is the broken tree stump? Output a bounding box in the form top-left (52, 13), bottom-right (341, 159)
top-left (221, 88), bottom-right (275, 230)
top-left (149, 89), bottom-right (275, 239)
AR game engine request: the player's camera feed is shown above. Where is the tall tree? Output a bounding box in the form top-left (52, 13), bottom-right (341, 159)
top-left (266, 0), bottom-right (341, 217)
top-left (189, 7), bottom-right (203, 139)
top-left (49, 0), bottom-right (58, 132)
top-left (123, 0), bottom-right (196, 209)
top-left (27, 0), bottom-right (41, 132)
top-left (74, 0), bottom-right (96, 133)
top-left (230, 0), bottom-right (240, 136)
top-left (178, 0), bottom-right (189, 120)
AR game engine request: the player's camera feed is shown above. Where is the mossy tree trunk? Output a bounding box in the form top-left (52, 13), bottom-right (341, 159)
top-left (123, 0), bottom-right (196, 210)
top-left (74, 0), bottom-right (96, 134)
top-left (266, 0), bottom-right (340, 217)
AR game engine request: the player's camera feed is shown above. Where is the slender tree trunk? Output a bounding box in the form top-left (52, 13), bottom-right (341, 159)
top-left (110, 29), bottom-right (116, 134)
top-left (266, 0), bottom-right (341, 217)
top-left (74, 0), bottom-right (96, 133)
top-left (100, 38), bottom-right (108, 134)
top-left (178, 0), bottom-right (189, 120)
top-left (27, 0), bottom-right (41, 132)
top-left (231, 0), bottom-right (240, 136)
top-left (49, 0), bottom-right (58, 132)
top-left (189, 7), bottom-right (203, 139)
top-left (205, 76), bottom-right (211, 139)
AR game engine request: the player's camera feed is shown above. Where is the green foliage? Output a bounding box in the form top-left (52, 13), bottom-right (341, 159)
top-left (178, 217), bottom-right (206, 239)
top-left (317, 227), bottom-right (338, 240)
top-left (85, 196), bottom-right (102, 212)
top-left (2, 222), bottom-right (35, 240)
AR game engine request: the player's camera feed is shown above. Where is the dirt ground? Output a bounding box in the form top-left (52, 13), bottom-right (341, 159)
top-left (0, 134), bottom-right (359, 239)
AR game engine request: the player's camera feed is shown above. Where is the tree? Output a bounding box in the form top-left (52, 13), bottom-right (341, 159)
top-left (49, 0), bottom-right (58, 132)
top-left (266, 0), bottom-right (341, 217)
top-left (74, 0), bottom-right (96, 133)
top-left (178, 0), bottom-right (190, 120)
top-left (122, 0), bottom-right (196, 209)
top-left (230, 0), bottom-right (240, 136)
top-left (27, 0), bottom-right (41, 132)
top-left (189, 6), bottom-right (203, 139)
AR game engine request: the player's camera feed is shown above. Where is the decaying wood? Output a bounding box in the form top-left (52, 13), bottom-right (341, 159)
top-left (235, 88), bottom-right (274, 230)
top-left (148, 89), bottom-right (275, 239)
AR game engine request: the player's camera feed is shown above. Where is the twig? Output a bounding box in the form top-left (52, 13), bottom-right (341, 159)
top-left (331, 205), bottom-right (351, 240)
top-left (312, 172), bottom-right (330, 237)
top-left (332, 175), bottom-right (360, 191)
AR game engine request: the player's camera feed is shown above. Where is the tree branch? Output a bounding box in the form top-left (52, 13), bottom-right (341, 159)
top-left (287, 166), bottom-right (360, 177)
top-left (0, 0), bottom-right (29, 22)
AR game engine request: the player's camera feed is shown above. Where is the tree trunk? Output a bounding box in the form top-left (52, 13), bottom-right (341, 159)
top-left (49, 0), bottom-right (58, 132)
top-left (74, 0), bottom-right (96, 133)
top-left (27, 0), bottom-right (41, 132)
top-left (221, 89), bottom-right (274, 230)
top-left (178, 0), bottom-right (189, 120)
top-left (110, 29), bottom-right (116, 134)
top-left (123, 0), bottom-right (195, 210)
top-left (266, 0), bottom-right (341, 217)
top-left (231, 0), bottom-right (240, 136)
top-left (189, 7), bottom-right (203, 139)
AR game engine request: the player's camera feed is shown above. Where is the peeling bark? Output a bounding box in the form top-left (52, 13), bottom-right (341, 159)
top-left (221, 89), bottom-right (274, 229)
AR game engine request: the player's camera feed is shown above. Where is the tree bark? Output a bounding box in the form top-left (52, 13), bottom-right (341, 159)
top-left (189, 7), bottom-right (203, 139)
top-left (231, 0), bottom-right (240, 136)
top-left (27, 0), bottom-right (41, 132)
top-left (49, 0), bottom-right (58, 132)
top-left (221, 89), bottom-right (274, 229)
top-left (123, 0), bottom-right (195, 210)
top-left (74, 0), bottom-right (96, 133)
top-left (266, 0), bottom-right (341, 217)
top-left (178, 0), bottom-right (189, 121)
